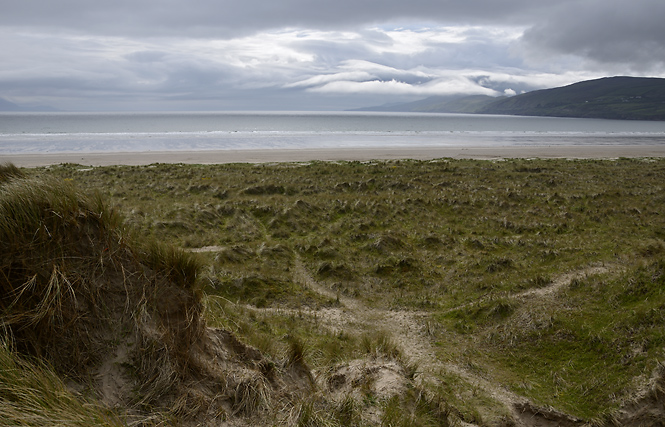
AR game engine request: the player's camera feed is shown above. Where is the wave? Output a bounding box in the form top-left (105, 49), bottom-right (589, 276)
top-left (2, 130), bottom-right (665, 155)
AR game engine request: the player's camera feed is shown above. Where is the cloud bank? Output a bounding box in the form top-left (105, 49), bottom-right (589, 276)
top-left (0, 0), bottom-right (663, 110)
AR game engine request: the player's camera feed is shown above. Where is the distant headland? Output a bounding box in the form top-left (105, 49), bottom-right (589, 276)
top-left (354, 76), bottom-right (665, 121)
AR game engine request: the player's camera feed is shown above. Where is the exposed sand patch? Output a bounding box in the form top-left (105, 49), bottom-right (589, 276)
top-left (188, 245), bottom-right (226, 253)
top-left (515, 263), bottom-right (614, 299)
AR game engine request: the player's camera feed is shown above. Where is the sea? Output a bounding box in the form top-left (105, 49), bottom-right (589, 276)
top-left (2, 111), bottom-right (665, 154)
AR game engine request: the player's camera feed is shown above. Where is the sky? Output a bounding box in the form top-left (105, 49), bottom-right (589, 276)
top-left (1, 0), bottom-right (664, 111)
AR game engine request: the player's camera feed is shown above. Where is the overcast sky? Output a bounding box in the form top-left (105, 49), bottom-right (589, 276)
top-left (1, 0), bottom-right (664, 111)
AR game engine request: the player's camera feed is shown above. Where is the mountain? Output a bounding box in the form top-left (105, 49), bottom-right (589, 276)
top-left (352, 94), bottom-right (500, 113)
top-left (477, 76), bottom-right (665, 120)
top-left (0, 98), bottom-right (22, 111)
top-left (0, 97), bottom-right (57, 112)
top-left (424, 95), bottom-right (504, 113)
top-left (354, 76), bottom-right (665, 120)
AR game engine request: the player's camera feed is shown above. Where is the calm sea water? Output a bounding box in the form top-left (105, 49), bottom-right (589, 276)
top-left (1, 111), bottom-right (665, 154)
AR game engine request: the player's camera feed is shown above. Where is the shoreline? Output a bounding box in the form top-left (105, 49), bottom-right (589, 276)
top-left (4, 144), bottom-right (665, 167)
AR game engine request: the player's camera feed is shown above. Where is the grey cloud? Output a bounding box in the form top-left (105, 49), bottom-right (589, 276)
top-left (419, 42), bottom-right (520, 71)
top-left (125, 51), bottom-right (169, 63)
top-left (0, 0), bottom-right (551, 37)
top-left (521, 0), bottom-right (665, 71)
top-left (288, 39), bottom-right (375, 67)
top-left (289, 26), bottom-right (524, 75)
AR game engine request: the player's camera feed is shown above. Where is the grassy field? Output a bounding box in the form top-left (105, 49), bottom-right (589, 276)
top-left (6, 157), bottom-right (665, 425)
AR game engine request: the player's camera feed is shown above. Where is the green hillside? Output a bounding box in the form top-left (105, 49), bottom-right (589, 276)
top-left (413, 95), bottom-right (502, 113)
top-left (478, 76), bottom-right (665, 120)
top-left (353, 95), bottom-right (500, 114)
top-left (355, 76), bottom-right (665, 120)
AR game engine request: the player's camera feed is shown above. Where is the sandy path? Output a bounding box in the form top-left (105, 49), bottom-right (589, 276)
top-left (290, 254), bottom-right (528, 417)
top-left (195, 245), bottom-right (606, 424)
top-left (287, 258), bottom-right (611, 424)
top-left (516, 264), bottom-right (612, 299)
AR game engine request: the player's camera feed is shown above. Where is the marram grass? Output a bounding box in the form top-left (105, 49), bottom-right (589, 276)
top-left (0, 168), bottom-right (210, 423)
top-left (0, 337), bottom-right (123, 427)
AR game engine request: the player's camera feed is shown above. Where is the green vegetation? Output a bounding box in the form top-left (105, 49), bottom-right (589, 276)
top-left (478, 76), bottom-right (665, 120)
top-left (3, 157), bottom-right (665, 425)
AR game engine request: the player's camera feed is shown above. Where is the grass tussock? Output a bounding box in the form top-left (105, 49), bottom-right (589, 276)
top-left (0, 177), bottom-right (127, 369)
top-left (381, 387), bottom-right (451, 427)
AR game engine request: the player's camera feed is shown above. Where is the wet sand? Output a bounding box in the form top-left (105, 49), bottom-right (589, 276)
top-left (4, 144), bottom-right (665, 167)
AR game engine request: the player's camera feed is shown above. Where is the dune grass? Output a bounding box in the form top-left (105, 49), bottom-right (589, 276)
top-left (19, 157), bottom-right (665, 422)
top-left (0, 164), bottom-right (215, 425)
top-left (0, 165), bottom-right (125, 426)
top-left (0, 337), bottom-right (124, 427)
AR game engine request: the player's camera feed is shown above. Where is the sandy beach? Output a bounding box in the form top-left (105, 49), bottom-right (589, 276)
top-left (4, 144), bottom-right (665, 167)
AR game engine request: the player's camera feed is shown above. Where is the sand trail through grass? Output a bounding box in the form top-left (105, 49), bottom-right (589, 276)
top-left (209, 246), bottom-right (606, 425)
top-left (292, 258), bottom-right (522, 420)
top-left (514, 263), bottom-right (614, 300)
top-left (293, 255), bottom-right (357, 309)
